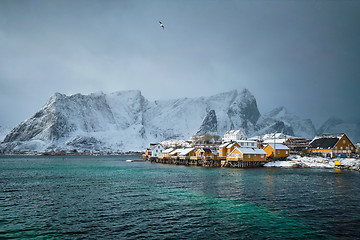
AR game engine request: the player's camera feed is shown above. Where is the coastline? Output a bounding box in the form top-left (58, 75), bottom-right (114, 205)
top-left (265, 155), bottom-right (360, 172)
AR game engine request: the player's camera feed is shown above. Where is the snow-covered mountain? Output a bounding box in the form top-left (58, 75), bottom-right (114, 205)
top-left (255, 107), bottom-right (317, 139)
top-left (0, 89), bottom-right (317, 153)
top-left (318, 118), bottom-right (360, 143)
top-left (0, 126), bottom-right (12, 142)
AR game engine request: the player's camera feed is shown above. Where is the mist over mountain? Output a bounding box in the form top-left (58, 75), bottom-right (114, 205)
top-left (255, 107), bottom-right (317, 139)
top-left (1, 89), bottom-right (356, 153)
top-left (318, 118), bottom-right (360, 143)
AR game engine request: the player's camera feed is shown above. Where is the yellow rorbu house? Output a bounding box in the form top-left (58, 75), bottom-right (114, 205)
top-left (263, 144), bottom-right (290, 160)
top-left (195, 148), bottom-right (214, 159)
top-left (225, 147), bottom-right (267, 167)
top-left (178, 148), bottom-right (197, 160)
top-left (227, 147), bottom-right (267, 161)
top-left (169, 149), bottom-right (183, 159)
top-left (160, 148), bottom-right (174, 159)
top-left (218, 142), bottom-right (231, 159)
top-left (218, 141), bottom-right (241, 159)
top-left (308, 133), bottom-right (356, 158)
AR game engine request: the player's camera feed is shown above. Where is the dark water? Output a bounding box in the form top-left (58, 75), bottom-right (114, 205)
top-left (1, 155), bottom-right (360, 239)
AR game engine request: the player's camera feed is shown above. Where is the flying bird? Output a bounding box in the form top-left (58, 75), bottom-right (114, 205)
top-left (159, 21), bottom-right (164, 30)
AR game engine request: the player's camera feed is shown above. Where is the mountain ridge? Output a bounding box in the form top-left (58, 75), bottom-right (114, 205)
top-left (0, 89), bottom-right (330, 152)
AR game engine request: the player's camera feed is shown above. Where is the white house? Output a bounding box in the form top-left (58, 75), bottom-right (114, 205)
top-left (150, 143), bottom-right (165, 157)
top-left (222, 129), bottom-right (246, 142)
top-left (236, 140), bottom-right (259, 148)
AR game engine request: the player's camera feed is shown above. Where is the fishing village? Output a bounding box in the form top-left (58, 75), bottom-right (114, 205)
top-left (143, 130), bottom-right (359, 168)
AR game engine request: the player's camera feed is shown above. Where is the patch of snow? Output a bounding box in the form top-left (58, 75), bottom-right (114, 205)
top-left (160, 139), bottom-right (191, 149)
top-left (265, 155), bottom-right (360, 171)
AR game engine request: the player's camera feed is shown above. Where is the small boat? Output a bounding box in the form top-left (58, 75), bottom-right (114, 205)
top-left (126, 159), bottom-right (134, 162)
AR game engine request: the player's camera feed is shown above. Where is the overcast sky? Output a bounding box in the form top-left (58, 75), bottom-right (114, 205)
top-left (1, 0), bottom-right (359, 128)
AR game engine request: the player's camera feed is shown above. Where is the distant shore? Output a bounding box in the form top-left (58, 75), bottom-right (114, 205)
top-left (0, 151), bottom-right (143, 156)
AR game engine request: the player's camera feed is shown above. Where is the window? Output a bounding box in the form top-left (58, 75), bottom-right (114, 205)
top-left (248, 154), bottom-right (250, 158)
top-left (278, 150), bottom-right (280, 154)
top-left (285, 151), bottom-right (288, 154)
top-left (261, 155), bottom-right (264, 158)
top-left (340, 147), bottom-right (343, 150)
top-left (343, 140), bottom-right (346, 144)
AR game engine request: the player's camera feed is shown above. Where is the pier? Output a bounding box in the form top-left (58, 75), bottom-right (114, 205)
top-left (145, 155), bottom-right (267, 168)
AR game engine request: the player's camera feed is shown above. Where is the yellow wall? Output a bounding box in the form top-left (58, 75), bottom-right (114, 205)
top-left (308, 134), bottom-right (356, 157)
top-left (334, 135), bottom-right (356, 155)
top-left (263, 145), bottom-right (289, 158)
top-left (226, 142), bottom-right (240, 156)
top-left (196, 149), bottom-right (212, 158)
top-left (219, 146), bottom-right (228, 158)
top-left (308, 149), bottom-right (332, 154)
top-left (227, 148), bottom-right (266, 162)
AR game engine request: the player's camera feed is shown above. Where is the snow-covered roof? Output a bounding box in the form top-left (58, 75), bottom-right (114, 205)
top-left (219, 142), bottom-right (231, 148)
top-left (162, 148), bottom-right (174, 153)
top-left (225, 129), bottom-right (244, 135)
top-left (226, 142), bottom-right (238, 149)
top-left (235, 140), bottom-right (258, 143)
top-left (249, 133), bottom-right (294, 142)
top-left (309, 133), bottom-right (346, 149)
top-left (169, 149), bottom-right (183, 156)
top-left (312, 133), bottom-right (344, 141)
top-left (231, 147), bottom-right (266, 155)
top-left (263, 139), bottom-right (287, 144)
top-left (179, 148), bottom-right (195, 156)
top-left (267, 144), bottom-right (289, 150)
top-left (150, 143), bottom-right (164, 147)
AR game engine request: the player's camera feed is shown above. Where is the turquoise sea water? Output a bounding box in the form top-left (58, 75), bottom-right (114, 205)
top-left (1, 155), bottom-right (360, 239)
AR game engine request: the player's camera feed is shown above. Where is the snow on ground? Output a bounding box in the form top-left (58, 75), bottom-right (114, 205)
top-left (160, 139), bottom-right (191, 149)
top-left (264, 155), bottom-right (360, 171)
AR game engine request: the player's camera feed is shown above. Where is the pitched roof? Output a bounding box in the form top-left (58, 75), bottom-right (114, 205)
top-left (267, 144), bottom-right (289, 150)
top-left (197, 148), bottom-right (212, 153)
top-left (309, 133), bottom-right (346, 149)
top-left (225, 129), bottom-right (245, 135)
top-left (309, 138), bottom-right (339, 149)
top-left (169, 149), bottom-right (183, 156)
top-left (162, 148), bottom-right (174, 153)
top-left (263, 139), bottom-right (287, 144)
top-left (226, 142), bottom-right (239, 148)
top-left (219, 142), bottom-right (231, 148)
top-left (179, 148), bottom-right (195, 156)
top-left (150, 143), bottom-right (164, 147)
top-left (313, 133), bottom-right (344, 140)
top-left (231, 147), bottom-right (266, 155)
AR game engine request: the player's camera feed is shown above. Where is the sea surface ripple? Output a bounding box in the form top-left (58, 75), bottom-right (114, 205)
top-left (1, 155), bottom-right (360, 239)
